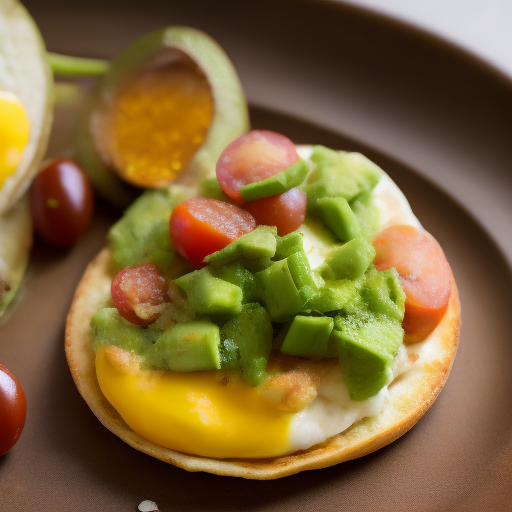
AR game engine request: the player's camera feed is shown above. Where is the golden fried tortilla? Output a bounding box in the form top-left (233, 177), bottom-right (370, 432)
top-left (65, 248), bottom-right (460, 479)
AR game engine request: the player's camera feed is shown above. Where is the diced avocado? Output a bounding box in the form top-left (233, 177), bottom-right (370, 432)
top-left (287, 250), bottom-right (319, 297)
top-left (257, 258), bottom-right (310, 322)
top-left (361, 267), bottom-right (405, 322)
top-left (109, 188), bottom-right (190, 271)
top-left (320, 238), bottom-right (376, 281)
top-left (210, 261), bottom-right (258, 303)
top-left (304, 146), bottom-right (383, 212)
top-left (219, 337), bottom-right (240, 370)
top-left (174, 267), bottom-right (243, 316)
top-left (274, 231), bottom-right (304, 260)
top-left (155, 320), bottom-right (221, 371)
top-left (317, 196), bottom-right (361, 242)
top-left (240, 158), bottom-right (309, 201)
top-left (220, 303), bottom-right (273, 386)
top-left (306, 279), bottom-right (357, 313)
top-left (281, 315), bottom-right (334, 359)
top-left (204, 225), bottom-right (277, 265)
top-left (350, 191), bottom-right (379, 241)
top-left (91, 308), bottom-right (165, 369)
top-left (333, 314), bottom-right (403, 401)
top-left (201, 176), bottom-right (230, 201)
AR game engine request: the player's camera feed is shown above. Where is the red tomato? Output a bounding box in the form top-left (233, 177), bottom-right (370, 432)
top-left (216, 130), bottom-right (299, 204)
top-left (0, 364), bottom-right (27, 456)
top-left (243, 188), bottom-right (307, 236)
top-left (169, 197), bottom-right (256, 264)
top-left (373, 225), bottom-right (452, 343)
top-left (111, 264), bottom-right (169, 326)
top-left (30, 159), bottom-right (94, 248)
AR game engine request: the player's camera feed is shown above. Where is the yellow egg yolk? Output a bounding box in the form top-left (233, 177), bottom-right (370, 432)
top-left (104, 63), bottom-right (214, 189)
top-left (0, 91), bottom-right (30, 190)
top-left (95, 347), bottom-right (293, 458)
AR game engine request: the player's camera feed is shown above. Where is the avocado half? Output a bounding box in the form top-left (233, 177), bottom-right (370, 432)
top-left (0, 0), bottom-right (53, 319)
top-left (76, 26), bottom-right (250, 209)
top-left (0, 0), bottom-right (54, 214)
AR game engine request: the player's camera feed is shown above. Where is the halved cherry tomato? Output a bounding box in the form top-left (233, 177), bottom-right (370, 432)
top-left (373, 225), bottom-right (452, 343)
top-left (111, 264), bottom-right (169, 326)
top-left (243, 188), bottom-right (307, 236)
top-left (0, 364), bottom-right (27, 456)
top-left (169, 197), bottom-right (257, 264)
top-left (216, 130), bottom-right (299, 204)
top-left (29, 159), bottom-right (94, 248)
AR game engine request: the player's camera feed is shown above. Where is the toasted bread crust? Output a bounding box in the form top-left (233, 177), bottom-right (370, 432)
top-left (65, 247), bottom-right (460, 479)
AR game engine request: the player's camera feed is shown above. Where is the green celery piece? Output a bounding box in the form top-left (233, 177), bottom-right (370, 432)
top-left (240, 158), bottom-right (309, 201)
top-left (306, 279), bottom-right (357, 313)
top-left (155, 320), bottom-right (221, 371)
top-left (210, 262), bottom-right (258, 303)
top-left (204, 225), bottom-right (277, 265)
top-left (220, 303), bottom-right (273, 386)
top-left (109, 188), bottom-right (189, 270)
top-left (281, 315), bottom-right (334, 359)
top-left (174, 267), bottom-right (243, 316)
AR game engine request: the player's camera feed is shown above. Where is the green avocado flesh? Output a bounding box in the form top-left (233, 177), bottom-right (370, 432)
top-left (93, 145), bottom-right (407, 400)
top-left (76, 26), bottom-right (249, 208)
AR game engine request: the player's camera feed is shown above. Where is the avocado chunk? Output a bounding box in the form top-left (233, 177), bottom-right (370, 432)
top-left (109, 187), bottom-right (191, 271)
top-left (304, 146), bottom-right (383, 213)
top-left (281, 315), bottom-right (334, 359)
top-left (220, 303), bottom-right (273, 386)
top-left (320, 238), bottom-right (376, 281)
top-left (273, 231), bottom-right (304, 260)
top-left (91, 308), bottom-right (166, 369)
top-left (333, 314), bottom-right (403, 401)
top-left (76, 26), bottom-right (249, 207)
top-left (350, 191), bottom-right (380, 241)
top-left (204, 225), bottom-right (277, 265)
top-left (240, 158), bottom-right (309, 201)
top-left (174, 267), bottom-right (243, 316)
top-left (317, 196), bottom-right (361, 242)
top-left (361, 267), bottom-right (405, 322)
top-left (210, 262), bottom-right (258, 303)
top-left (155, 320), bottom-right (221, 371)
top-left (257, 255), bottom-right (316, 322)
top-left (306, 279), bottom-right (357, 313)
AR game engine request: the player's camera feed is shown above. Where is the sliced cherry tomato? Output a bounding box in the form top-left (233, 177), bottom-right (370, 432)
top-left (373, 225), bottom-right (452, 343)
top-left (243, 187), bottom-right (307, 236)
top-left (216, 130), bottom-right (299, 204)
top-left (111, 264), bottom-right (169, 326)
top-left (29, 159), bottom-right (94, 248)
top-left (0, 364), bottom-right (27, 456)
top-left (170, 197), bottom-right (257, 264)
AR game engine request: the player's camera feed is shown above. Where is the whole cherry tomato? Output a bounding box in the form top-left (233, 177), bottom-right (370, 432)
top-left (29, 159), bottom-right (94, 248)
top-left (169, 197), bottom-right (256, 264)
top-left (0, 364), bottom-right (27, 456)
top-left (111, 264), bottom-right (169, 326)
top-left (243, 187), bottom-right (307, 236)
top-left (216, 130), bottom-right (299, 204)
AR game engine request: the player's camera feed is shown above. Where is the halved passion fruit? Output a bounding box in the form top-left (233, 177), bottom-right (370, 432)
top-left (77, 27), bottom-right (250, 207)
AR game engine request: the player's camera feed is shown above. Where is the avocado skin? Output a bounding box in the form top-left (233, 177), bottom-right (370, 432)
top-left (75, 26), bottom-right (250, 208)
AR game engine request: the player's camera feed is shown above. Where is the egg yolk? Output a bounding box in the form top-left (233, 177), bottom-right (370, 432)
top-left (0, 92), bottom-right (30, 189)
top-left (95, 347), bottom-right (293, 458)
top-left (104, 63), bottom-right (214, 189)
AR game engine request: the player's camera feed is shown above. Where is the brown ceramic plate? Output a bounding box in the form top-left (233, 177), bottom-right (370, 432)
top-left (1, 0), bottom-right (512, 510)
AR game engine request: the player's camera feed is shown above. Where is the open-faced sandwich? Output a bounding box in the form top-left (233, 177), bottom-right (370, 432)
top-left (66, 129), bottom-right (460, 479)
